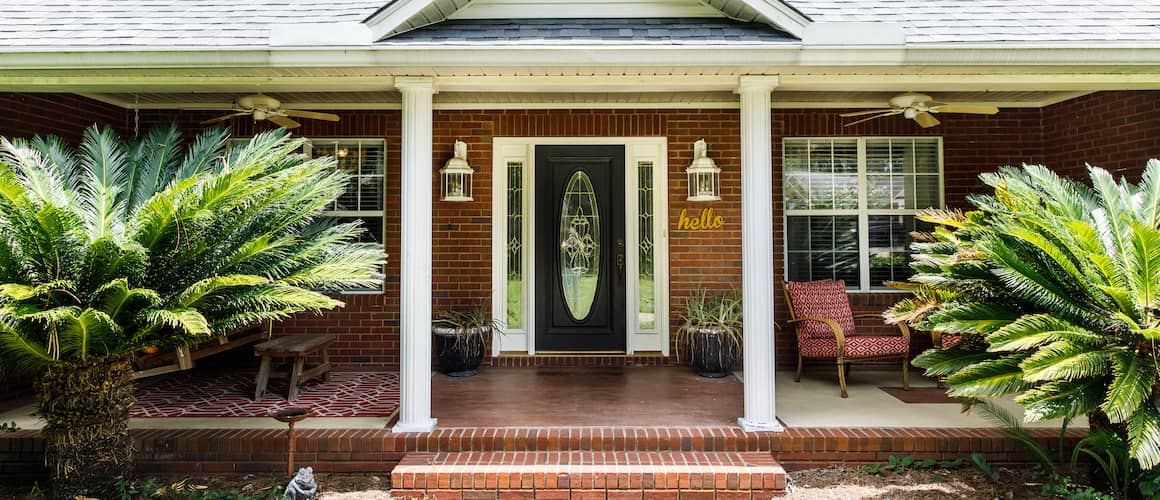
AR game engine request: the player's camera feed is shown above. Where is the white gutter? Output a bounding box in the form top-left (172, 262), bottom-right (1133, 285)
top-left (2, 45), bottom-right (1160, 70)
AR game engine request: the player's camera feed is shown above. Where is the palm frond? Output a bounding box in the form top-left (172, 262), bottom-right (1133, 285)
top-left (1128, 404), bottom-right (1160, 469)
top-left (76, 125), bottom-right (130, 240)
top-left (1018, 340), bottom-right (1116, 382)
top-left (945, 354), bottom-right (1033, 398)
top-left (986, 314), bottom-right (1104, 352)
top-left (1014, 378), bottom-right (1105, 422)
top-left (1102, 352), bottom-right (1156, 423)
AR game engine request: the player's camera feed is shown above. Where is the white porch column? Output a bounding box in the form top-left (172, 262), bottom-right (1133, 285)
top-left (737, 75), bottom-right (783, 432)
top-left (393, 76), bottom-right (438, 433)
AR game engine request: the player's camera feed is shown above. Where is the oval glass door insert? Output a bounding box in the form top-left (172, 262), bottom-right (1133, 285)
top-left (559, 171), bottom-right (600, 320)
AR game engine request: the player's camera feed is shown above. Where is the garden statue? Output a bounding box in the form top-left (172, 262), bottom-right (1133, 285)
top-left (284, 467), bottom-right (318, 500)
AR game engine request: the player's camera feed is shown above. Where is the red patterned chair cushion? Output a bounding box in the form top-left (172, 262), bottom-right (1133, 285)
top-left (785, 280), bottom-right (857, 341)
top-left (940, 334), bottom-right (963, 348)
top-left (799, 335), bottom-right (910, 359)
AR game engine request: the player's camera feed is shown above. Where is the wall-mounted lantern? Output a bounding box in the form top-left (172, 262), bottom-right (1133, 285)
top-left (686, 138), bottom-right (721, 202)
top-left (440, 140), bottom-right (474, 202)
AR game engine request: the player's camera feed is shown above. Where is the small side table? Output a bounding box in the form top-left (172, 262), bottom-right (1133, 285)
top-left (253, 334), bottom-right (336, 401)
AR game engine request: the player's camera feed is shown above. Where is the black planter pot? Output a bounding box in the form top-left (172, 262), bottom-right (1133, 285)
top-left (690, 328), bottom-right (738, 378)
top-left (434, 327), bottom-right (486, 377)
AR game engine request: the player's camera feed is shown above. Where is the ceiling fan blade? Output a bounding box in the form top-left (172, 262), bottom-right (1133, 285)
top-left (932, 104), bottom-right (999, 115)
top-left (199, 112), bottom-right (249, 125)
top-left (283, 109), bottom-right (341, 121)
top-left (843, 112), bottom-right (899, 127)
top-left (839, 109), bottom-right (896, 118)
top-left (913, 111), bottom-right (941, 128)
top-left (268, 114), bottom-right (301, 129)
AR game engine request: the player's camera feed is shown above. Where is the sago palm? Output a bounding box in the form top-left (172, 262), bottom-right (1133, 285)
top-left (887, 160), bottom-right (1160, 471)
top-left (0, 124), bottom-right (383, 499)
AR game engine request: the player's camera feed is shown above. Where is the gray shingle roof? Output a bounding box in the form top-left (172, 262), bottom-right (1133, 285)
top-left (794, 0), bottom-right (1160, 43)
top-left (0, 0), bottom-right (383, 48)
top-left (0, 0), bottom-right (1157, 49)
top-left (379, 18), bottom-right (796, 45)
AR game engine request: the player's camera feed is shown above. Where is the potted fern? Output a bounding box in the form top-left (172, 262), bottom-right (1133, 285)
top-left (677, 288), bottom-right (743, 378)
top-left (432, 304), bottom-right (502, 377)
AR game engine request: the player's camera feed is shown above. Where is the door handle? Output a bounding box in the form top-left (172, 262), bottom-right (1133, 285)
top-left (616, 239), bottom-right (625, 283)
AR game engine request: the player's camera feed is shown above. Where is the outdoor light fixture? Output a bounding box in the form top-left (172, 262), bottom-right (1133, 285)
top-left (440, 140), bottom-right (474, 202)
top-left (686, 138), bottom-right (721, 201)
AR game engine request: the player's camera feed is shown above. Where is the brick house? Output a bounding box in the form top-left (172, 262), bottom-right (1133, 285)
top-left (1, 0), bottom-right (1158, 451)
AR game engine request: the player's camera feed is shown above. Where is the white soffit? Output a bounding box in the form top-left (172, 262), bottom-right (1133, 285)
top-left (81, 90), bottom-right (1090, 110)
top-left (364, 0), bottom-right (809, 40)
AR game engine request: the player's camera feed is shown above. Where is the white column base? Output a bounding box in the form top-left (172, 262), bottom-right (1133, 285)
top-left (738, 417), bottom-right (785, 433)
top-left (392, 418), bottom-right (438, 433)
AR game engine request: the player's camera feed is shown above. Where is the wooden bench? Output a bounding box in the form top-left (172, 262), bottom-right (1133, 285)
top-left (253, 334), bottom-right (336, 401)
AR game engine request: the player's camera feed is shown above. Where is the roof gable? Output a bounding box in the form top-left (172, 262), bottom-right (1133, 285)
top-left (365, 0), bottom-right (809, 41)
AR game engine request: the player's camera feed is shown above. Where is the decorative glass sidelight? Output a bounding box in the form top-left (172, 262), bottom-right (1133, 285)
top-left (558, 171), bottom-right (600, 320)
top-left (506, 161), bottom-right (524, 329)
top-left (638, 161), bottom-right (656, 329)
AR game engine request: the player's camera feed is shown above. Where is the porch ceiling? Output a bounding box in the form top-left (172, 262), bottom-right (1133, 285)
top-left (83, 89), bottom-right (1090, 110)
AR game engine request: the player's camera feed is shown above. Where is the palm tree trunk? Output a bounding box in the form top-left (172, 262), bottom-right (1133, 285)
top-left (36, 355), bottom-right (134, 500)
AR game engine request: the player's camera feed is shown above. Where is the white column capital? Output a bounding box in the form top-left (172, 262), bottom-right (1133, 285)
top-left (394, 76), bottom-right (438, 94)
top-left (736, 75), bottom-right (780, 94)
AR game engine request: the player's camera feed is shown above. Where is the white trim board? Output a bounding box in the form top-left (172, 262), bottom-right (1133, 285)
top-left (492, 137), bottom-right (670, 356)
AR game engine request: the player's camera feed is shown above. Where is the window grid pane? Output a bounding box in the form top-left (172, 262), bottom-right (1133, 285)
top-left (638, 161), bottom-right (655, 330)
top-left (315, 139), bottom-right (387, 293)
top-left (785, 216), bottom-right (860, 286)
top-left (784, 137), bottom-right (940, 290)
top-left (507, 161), bottom-right (524, 330)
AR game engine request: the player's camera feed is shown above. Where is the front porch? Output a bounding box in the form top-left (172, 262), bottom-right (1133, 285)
top-left (0, 363), bottom-right (1081, 432)
top-left (0, 365), bottom-right (1083, 497)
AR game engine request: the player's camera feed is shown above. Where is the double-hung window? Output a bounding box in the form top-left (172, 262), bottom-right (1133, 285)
top-left (228, 137), bottom-right (386, 292)
top-left (783, 137), bottom-right (942, 291)
top-left (310, 139), bottom-right (386, 293)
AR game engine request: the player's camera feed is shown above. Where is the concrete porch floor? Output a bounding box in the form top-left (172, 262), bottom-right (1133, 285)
top-left (0, 365), bottom-right (1082, 430)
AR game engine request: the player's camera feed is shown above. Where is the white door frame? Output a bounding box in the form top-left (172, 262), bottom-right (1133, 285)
top-left (491, 137), bottom-right (669, 356)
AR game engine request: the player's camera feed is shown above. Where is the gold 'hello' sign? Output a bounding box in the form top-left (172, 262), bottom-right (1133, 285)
top-left (676, 207), bottom-right (725, 230)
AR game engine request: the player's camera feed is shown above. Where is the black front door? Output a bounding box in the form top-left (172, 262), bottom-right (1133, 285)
top-left (535, 145), bottom-right (626, 351)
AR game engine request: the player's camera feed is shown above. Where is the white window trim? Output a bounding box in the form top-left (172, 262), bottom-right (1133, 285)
top-left (782, 136), bottom-right (944, 292)
top-left (492, 137), bottom-right (670, 356)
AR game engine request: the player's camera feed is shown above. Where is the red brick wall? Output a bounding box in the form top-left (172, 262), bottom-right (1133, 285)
top-left (134, 106), bottom-right (1058, 370)
top-left (0, 93), bottom-right (129, 142)
top-left (134, 110), bottom-right (408, 368)
top-left (771, 108), bottom-right (1047, 363)
top-left (4, 91), bottom-right (1155, 375)
top-left (1043, 91), bottom-right (1160, 179)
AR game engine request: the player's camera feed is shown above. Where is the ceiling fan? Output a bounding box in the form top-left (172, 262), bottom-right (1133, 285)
top-left (199, 94), bottom-right (340, 129)
top-left (840, 92), bottom-right (999, 128)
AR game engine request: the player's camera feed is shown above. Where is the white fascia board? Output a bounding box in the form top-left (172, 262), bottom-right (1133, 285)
top-left (363, 0), bottom-right (438, 42)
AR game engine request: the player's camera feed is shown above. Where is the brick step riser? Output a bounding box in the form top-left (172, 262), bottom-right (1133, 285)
top-left (389, 490), bottom-right (784, 499)
top-left (1, 428), bottom-right (1087, 476)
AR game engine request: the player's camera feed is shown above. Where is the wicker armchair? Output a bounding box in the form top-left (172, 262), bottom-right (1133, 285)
top-left (783, 280), bottom-right (911, 398)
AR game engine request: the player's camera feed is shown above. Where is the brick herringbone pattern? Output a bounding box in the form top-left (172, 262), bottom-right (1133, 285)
top-left (131, 371), bottom-right (400, 417)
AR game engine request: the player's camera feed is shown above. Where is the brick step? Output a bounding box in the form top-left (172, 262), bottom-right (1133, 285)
top-left (390, 451), bottom-right (787, 499)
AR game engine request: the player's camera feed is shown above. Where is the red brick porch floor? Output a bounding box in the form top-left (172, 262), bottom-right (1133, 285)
top-left (0, 366), bottom-right (1084, 486)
